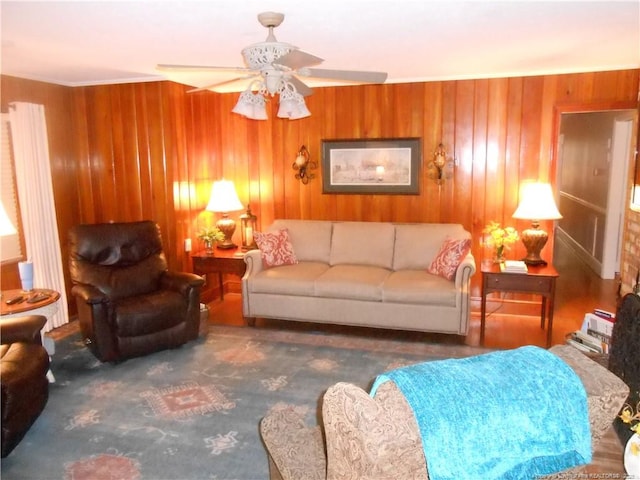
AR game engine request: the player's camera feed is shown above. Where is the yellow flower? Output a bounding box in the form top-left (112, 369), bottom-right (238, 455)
top-left (618, 396), bottom-right (640, 437)
top-left (197, 226), bottom-right (225, 243)
top-left (620, 406), bottom-right (636, 424)
top-left (482, 221), bottom-right (519, 250)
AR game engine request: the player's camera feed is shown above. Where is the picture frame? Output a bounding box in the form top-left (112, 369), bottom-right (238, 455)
top-left (321, 138), bottom-right (421, 194)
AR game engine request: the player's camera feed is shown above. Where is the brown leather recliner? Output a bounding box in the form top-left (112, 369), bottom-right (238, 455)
top-left (1, 315), bottom-right (50, 458)
top-left (68, 220), bottom-right (205, 363)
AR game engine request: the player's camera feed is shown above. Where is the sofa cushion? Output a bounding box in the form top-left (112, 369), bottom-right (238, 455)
top-left (383, 270), bottom-right (457, 306)
top-left (315, 265), bottom-right (390, 301)
top-left (330, 222), bottom-right (395, 269)
top-left (254, 229), bottom-right (298, 268)
top-left (427, 237), bottom-right (472, 280)
top-left (250, 262), bottom-right (330, 296)
top-left (270, 220), bottom-right (333, 263)
top-left (393, 223), bottom-right (469, 271)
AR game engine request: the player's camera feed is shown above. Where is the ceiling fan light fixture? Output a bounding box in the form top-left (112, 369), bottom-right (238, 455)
top-left (232, 89), bottom-right (268, 120)
top-left (277, 83), bottom-right (310, 120)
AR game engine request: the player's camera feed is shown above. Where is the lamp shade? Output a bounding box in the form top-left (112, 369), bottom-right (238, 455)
top-left (206, 180), bottom-right (244, 213)
top-left (512, 182), bottom-right (562, 220)
top-left (232, 90), bottom-right (268, 120)
top-left (0, 200), bottom-right (17, 236)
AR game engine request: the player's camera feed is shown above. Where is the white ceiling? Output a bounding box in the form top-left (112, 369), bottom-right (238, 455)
top-left (2, 0), bottom-right (639, 93)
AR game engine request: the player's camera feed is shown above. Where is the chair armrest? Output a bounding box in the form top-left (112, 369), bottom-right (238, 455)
top-left (0, 315), bottom-right (46, 345)
top-left (260, 409), bottom-right (326, 480)
top-left (160, 271), bottom-right (205, 295)
top-left (71, 284), bottom-right (108, 304)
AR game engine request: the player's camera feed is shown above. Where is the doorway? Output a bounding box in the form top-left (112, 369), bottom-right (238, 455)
top-left (555, 110), bottom-right (635, 280)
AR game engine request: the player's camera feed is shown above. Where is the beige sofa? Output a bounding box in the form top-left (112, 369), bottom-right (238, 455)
top-left (260, 345), bottom-right (630, 480)
top-left (242, 220), bottom-right (476, 335)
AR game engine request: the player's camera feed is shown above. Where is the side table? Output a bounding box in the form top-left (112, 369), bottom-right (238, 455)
top-left (480, 262), bottom-right (559, 347)
top-left (192, 249), bottom-right (247, 300)
top-left (1, 288), bottom-right (60, 382)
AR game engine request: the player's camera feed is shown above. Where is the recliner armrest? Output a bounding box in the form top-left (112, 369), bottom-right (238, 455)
top-left (0, 315), bottom-right (46, 345)
top-left (160, 271), bottom-right (205, 295)
top-left (71, 283), bottom-right (108, 304)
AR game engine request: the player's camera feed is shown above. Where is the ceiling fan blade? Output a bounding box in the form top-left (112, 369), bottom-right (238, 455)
top-left (273, 50), bottom-right (323, 70)
top-left (287, 76), bottom-right (313, 97)
top-left (187, 75), bottom-right (259, 93)
top-left (157, 64), bottom-right (252, 74)
top-left (299, 68), bottom-right (388, 84)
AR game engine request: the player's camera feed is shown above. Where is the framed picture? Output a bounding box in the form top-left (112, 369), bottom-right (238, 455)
top-left (321, 138), bottom-right (421, 194)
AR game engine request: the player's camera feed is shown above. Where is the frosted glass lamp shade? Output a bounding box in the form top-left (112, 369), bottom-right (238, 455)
top-left (232, 90), bottom-right (268, 120)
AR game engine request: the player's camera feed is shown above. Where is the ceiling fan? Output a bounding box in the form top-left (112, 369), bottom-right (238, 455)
top-left (157, 12), bottom-right (387, 120)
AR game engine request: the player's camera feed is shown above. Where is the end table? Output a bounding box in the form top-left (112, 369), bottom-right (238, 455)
top-left (480, 261), bottom-right (559, 347)
top-left (192, 249), bottom-right (247, 300)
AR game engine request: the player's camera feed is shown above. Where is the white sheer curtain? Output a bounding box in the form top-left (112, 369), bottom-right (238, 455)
top-left (9, 102), bottom-right (69, 332)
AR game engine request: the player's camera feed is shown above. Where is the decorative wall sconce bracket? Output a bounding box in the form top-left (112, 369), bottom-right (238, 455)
top-left (293, 145), bottom-right (317, 184)
top-left (427, 143), bottom-right (454, 185)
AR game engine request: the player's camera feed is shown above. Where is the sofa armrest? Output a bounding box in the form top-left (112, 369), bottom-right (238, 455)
top-left (260, 409), bottom-right (326, 480)
top-left (242, 250), bottom-right (264, 279)
top-left (550, 344), bottom-right (630, 446)
top-left (454, 252), bottom-right (476, 290)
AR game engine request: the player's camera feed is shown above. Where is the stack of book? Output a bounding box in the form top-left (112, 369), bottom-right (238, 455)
top-left (567, 308), bottom-right (615, 354)
top-left (499, 260), bottom-right (528, 273)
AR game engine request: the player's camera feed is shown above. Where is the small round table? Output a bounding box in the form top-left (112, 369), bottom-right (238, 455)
top-left (1, 288), bottom-right (60, 316)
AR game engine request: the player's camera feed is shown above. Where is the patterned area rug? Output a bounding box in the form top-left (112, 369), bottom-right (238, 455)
top-left (1, 325), bottom-right (488, 480)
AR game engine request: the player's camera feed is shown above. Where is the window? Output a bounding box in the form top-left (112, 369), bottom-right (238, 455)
top-left (1, 113), bottom-right (23, 263)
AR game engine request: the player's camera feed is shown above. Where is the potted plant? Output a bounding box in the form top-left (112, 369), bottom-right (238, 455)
top-left (197, 226), bottom-right (225, 254)
top-left (482, 221), bottom-right (519, 263)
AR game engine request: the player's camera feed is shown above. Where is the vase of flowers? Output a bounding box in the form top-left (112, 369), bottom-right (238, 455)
top-left (197, 226), bottom-right (225, 255)
top-left (619, 395), bottom-right (640, 476)
top-left (482, 221), bottom-right (519, 263)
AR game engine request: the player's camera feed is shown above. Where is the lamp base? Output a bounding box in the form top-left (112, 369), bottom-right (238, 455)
top-left (216, 214), bottom-right (237, 249)
top-left (520, 224), bottom-right (548, 266)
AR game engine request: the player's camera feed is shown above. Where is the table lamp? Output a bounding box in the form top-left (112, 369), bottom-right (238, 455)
top-left (205, 180), bottom-right (244, 249)
top-left (512, 182), bottom-right (562, 265)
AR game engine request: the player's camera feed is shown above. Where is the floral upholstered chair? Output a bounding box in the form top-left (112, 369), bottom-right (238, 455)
top-left (260, 345), bottom-right (629, 480)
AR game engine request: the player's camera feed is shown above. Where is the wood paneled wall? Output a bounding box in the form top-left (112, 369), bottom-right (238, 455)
top-left (1, 70), bottom-right (638, 310)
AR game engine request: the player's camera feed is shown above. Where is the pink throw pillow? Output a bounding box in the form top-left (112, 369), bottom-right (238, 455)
top-left (254, 229), bottom-right (298, 268)
top-left (427, 237), bottom-right (471, 280)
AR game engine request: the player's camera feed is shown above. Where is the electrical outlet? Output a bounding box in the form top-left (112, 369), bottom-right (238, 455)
top-left (184, 238), bottom-right (192, 252)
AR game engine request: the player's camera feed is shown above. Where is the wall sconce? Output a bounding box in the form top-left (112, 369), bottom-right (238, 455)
top-left (428, 143), bottom-right (454, 185)
top-left (239, 205), bottom-right (258, 251)
top-left (293, 145), bottom-right (316, 184)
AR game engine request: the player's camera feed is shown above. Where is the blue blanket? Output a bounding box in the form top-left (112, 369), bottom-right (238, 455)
top-left (370, 346), bottom-right (591, 480)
